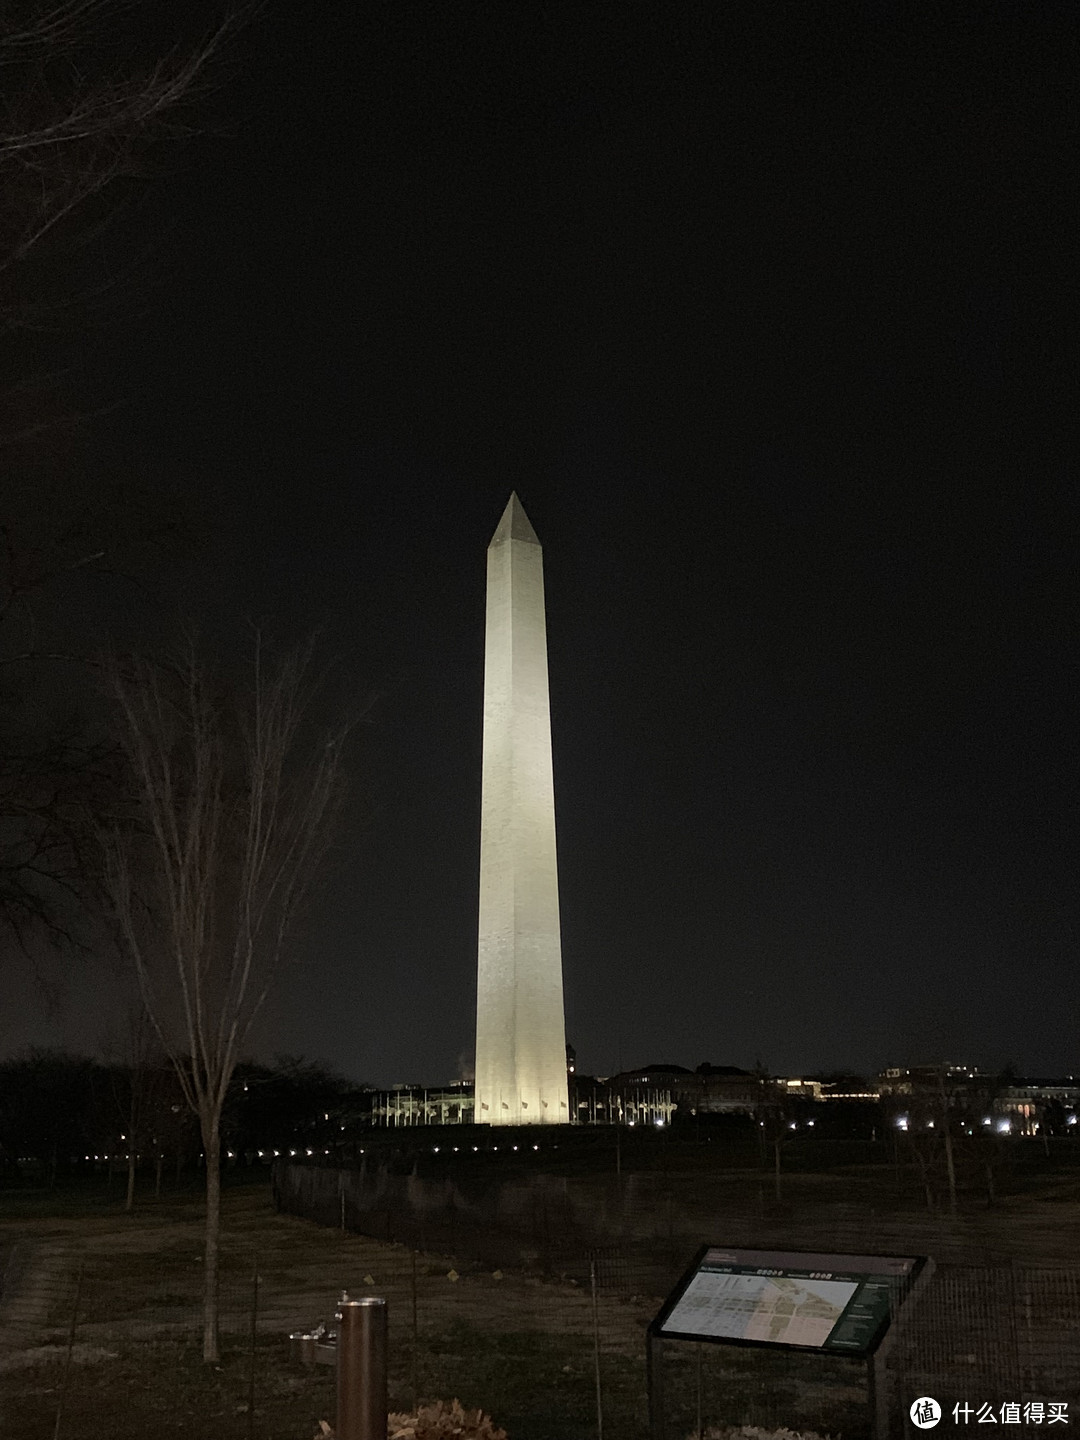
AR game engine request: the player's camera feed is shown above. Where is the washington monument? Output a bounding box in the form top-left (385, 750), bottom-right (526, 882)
top-left (474, 494), bottom-right (570, 1126)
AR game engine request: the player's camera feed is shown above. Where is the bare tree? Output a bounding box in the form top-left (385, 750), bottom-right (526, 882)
top-left (101, 633), bottom-right (349, 1361)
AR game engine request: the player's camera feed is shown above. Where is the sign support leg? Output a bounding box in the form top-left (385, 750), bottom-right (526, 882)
top-left (868, 1347), bottom-right (890, 1440)
top-left (647, 1331), bottom-right (665, 1440)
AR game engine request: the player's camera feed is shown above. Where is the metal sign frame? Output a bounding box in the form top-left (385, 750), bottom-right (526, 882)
top-left (647, 1245), bottom-right (933, 1440)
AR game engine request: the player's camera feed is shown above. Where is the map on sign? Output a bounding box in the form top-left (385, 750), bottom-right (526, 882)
top-left (653, 1247), bottom-right (927, 1356)
top-left (665, 1270), bottom-right (858, 1347)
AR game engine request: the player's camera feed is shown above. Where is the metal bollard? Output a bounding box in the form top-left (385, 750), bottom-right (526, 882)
top-left (337, 1295), bottom-right (388, 1440)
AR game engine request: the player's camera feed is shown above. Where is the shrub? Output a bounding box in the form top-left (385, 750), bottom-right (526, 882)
top-left (387, 1399), bottom-right (509, 1440)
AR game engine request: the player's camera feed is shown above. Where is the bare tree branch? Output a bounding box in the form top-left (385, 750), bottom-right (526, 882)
top-left (0, 3), bottom-right (257, 278)
top-left (0, 3), bottom-right (257, 951)
top-left (101, 631), bottom-right (351, 1360)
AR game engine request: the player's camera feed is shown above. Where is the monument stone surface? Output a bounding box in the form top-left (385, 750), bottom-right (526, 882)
top-left (474, 494), bottom-right (570, 1126)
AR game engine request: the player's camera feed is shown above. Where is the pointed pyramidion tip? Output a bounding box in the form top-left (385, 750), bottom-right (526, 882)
top-left (490, 491), bottom-right (540, 547)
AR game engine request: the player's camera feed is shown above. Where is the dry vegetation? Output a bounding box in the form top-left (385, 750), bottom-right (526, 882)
top-left (4, 1158), bottom-right (1080, 1439)
top-left (0, 1179), bottom-right (655, 1439)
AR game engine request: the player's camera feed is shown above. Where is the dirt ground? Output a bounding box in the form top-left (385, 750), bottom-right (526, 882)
top-left (0, 1180), bottom-right (660, 1440)
top-left (3, 1166), bottom-right (1080, 1440)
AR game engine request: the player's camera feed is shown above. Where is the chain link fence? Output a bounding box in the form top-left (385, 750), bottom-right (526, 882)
top-left (2, 1168), bottom-right (1079, 1439)
top-left (273, 1162), bottom-right (1080, 1437)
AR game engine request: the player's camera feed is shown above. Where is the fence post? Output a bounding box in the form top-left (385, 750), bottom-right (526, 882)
top-left (590, 1256), bottom-right (604, 1440)
top-left (246, 1257), bottom-right (259, 1440)
top-left (1021, 1274), bottom-right (1035, 1396)
top-left (646, 1330), bottom-right (665, 1440)
top-left (411, 1248), bottom-right (420, 1412)
top-left (338, 1296), bottom-right (388, 1440)
top-left (868, 1347), bottom-right (889, 1440)
top-left (52, 1258), bottom-right (84, 1440)
top-left (695, 1342), bottom-right (703, 1440)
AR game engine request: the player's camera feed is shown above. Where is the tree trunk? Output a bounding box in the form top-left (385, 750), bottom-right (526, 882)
top-left (911, 1143), bottom-right (935, 1213)
top-left (773, 1139), bottom-right (782, 1203)
top-left (126, 1086), bottom-right (139, 1213)
top-left (944, 1125), bottom-right (957, 1217)
top-left (202, 1116), bottom-right (222, 1362)
top-left (125, 1144), bottom-right (137, 1213)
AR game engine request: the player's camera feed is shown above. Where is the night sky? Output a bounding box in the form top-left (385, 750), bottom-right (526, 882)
top-left (7, 3), bottom-right (1077, 1083)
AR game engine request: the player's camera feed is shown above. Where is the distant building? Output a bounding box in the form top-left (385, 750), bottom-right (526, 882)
top-left (603, 1063), bottom-right (764, 1120)
top-left (877, 1064), bottom-right (984, 1098)
top-left (693, 1064), bottom-right (766, 1114)
top-left (816, 1077), bottom-right (880, 1102)
top-left (875, 1065), bottom-right (1080, 1137)
top-left (995, 1078), bottom-right (1080, 1135)
top-left (357, 1064), bottom-right (1079, 1135)
top-left (585, 1066), bottom-right (676, 1125)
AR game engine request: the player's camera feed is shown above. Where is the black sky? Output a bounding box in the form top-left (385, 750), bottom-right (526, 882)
top-left (10, 2), bottom-right (1078, 1082)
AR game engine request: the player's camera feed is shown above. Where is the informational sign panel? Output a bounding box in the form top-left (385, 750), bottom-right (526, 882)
top-left (653, 1246), bottom-right (928, 1357)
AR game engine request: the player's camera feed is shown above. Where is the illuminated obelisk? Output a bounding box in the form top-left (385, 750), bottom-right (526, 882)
top-left (474, 494), bottom-right (570, 1126)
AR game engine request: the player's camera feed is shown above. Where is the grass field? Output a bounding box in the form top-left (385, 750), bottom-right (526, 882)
top-left (0, 1177), bottom-right (662, 1440)
top-left (3, 1159), bottom-right (1080, 1440)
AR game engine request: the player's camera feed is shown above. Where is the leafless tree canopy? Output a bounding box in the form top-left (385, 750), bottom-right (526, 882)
top-left (0, 720), bottom-right (118, 951)
top-left (104, 634), bottom-right (348, 1118)
top-left (0, 0), bottom-right (252, 952)
top-left (0, 484), bottom-right (199, 953)
top-left (0, 0), bottom-right (251, 293)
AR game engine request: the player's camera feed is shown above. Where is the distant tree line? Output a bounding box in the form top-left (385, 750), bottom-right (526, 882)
top-left (0, 1048), bottom-right (368, 1196)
